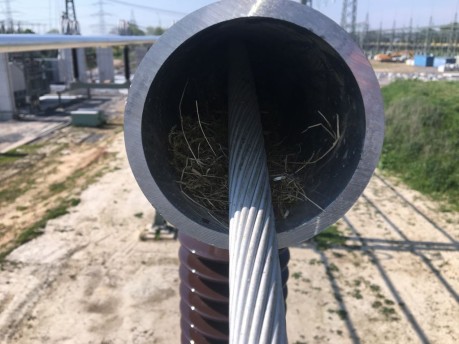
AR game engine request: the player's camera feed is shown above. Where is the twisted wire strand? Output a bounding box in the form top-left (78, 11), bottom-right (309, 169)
top-left (228, 40), bottom-right (288, 344)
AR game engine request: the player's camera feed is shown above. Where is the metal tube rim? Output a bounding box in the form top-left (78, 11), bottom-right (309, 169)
top-left (124, 0), bottom-right (384, 249)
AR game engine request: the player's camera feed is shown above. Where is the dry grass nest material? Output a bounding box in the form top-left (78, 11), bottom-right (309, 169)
top-left (168, 103), bottom-right (340, 225)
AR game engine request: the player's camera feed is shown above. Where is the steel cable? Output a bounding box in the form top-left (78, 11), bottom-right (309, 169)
top-left (228, 41), bottom-right (288, 344)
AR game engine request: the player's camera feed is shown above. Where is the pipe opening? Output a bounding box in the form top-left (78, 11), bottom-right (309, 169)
top-left (141, 17), bottom-right (365, 236)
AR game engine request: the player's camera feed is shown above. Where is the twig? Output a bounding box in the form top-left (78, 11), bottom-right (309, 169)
top-left (179, 81), bottom-right (200, 164)
top-left (196, 100), bottom-right (217, 156)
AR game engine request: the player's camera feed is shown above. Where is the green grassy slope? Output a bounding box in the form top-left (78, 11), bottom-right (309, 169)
top-left (380, 80), bottom-right (459, 209)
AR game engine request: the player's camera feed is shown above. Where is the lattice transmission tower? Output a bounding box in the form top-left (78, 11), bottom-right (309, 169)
top-left (61, 0), bottom-right (80, 35)
top-left (341, 0), bottom-right (358, 37)
top-left (93, 0), bottom-right (110, 34)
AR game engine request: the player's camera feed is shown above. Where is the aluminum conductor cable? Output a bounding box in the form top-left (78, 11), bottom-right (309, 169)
top-left (228, 41), bottom-right (288, 344)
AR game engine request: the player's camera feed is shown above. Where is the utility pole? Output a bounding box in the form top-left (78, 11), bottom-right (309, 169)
top-left (341, 0), bottom-right (358, 38)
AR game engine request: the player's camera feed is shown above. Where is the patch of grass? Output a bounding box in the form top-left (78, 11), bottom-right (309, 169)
top-left (1, 197), bottom-right (81, 262)
top-left (382, 307), bottom-right (396, 317)
top-left (15, 226), bottom-right (44, 246)
top-left (0, 144), bottom-right (42, 166)
top-left (313, 225), bottom-right (347, 250)
top-left (0, 247), bottom-right (15, 263)
top-left (292, 271), bottom-right (302, 280)
top-left (309, 258), bottom-right (322, 265)
top-left (333, 309), bottom-right (348, 320)
top-left (15, 205), bottom-right (28, 211)
top-left (372, 301), bottom-right (382, 309)
top-left (16, 203), bottom-right (69, 245)
top-left (0, 153), bottom-right (22, 165)
top-left (69, 198), bottom-right (80, 207)
top-left (49, 182), bottom-right (67, 193)
top-left (370, 284), bottom-right (381, 293)
top-left (134, 212), bottom-right (143, 218)
top-left (352, 289), bottom-right (363, 300)
top-left (328, 263), bottom-right (339, 272)
top-left (0, 185), bottom-right (25, 203)
top-left (381, 80), bottom-right (459, 210)
top-left (10, 144), bottom-right (42, 155)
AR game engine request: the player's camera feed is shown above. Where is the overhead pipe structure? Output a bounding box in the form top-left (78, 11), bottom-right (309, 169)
top-left (124, 0), bottom-right (384, 343)
top-left (0, 34), bottom-right (158, 119)
top-left (0, 34), bottom-right (158, 53)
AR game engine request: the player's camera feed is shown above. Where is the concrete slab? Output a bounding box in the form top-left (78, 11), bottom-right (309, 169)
top-left (0, 120), bottom-right (62, 153)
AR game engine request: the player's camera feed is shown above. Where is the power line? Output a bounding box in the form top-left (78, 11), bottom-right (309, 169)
top-left (105, 0), bottom-right (185, 17)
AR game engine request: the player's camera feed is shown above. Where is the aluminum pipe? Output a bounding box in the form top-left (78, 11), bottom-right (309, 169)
top-left (124, 0), bottom-right (384, 249)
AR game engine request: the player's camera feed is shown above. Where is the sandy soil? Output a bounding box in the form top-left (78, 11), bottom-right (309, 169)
top-left (0, 96), bottom-right (124, 255)
top-left (1, 123), bottom-right (458, 343)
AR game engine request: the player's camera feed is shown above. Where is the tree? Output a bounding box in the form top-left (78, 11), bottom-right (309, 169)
top-left (128, 22), bottom-right (145, 36)
top-left (146, 26), bottom-right (165, 35)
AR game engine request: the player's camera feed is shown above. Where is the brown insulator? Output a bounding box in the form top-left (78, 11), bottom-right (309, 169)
top-left (179, 233), bottom-right (290, 343)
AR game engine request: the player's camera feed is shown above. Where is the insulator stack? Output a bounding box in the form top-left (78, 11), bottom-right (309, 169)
top-left (179, 233), bottom-right (290, 343)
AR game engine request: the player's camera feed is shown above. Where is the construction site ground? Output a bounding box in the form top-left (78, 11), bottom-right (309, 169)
top-left (370, 61), bottom-right (439, 74)
top-left (0, 88), bottom-right (458, 344)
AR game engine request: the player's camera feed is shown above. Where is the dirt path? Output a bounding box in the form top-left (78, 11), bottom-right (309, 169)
top-left (0, 96), bottom-right (125, 257)
top-left (0, 131), bottom-right (458, 343)
top-left (0, 133), bottom-right (180, 344)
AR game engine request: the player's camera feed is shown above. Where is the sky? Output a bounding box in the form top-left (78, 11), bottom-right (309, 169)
top-left (1, 0), bottom-right (459, 35)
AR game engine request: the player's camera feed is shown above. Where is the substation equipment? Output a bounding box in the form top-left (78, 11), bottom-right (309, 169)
top-left (124, 0), bottom-right (384, 343)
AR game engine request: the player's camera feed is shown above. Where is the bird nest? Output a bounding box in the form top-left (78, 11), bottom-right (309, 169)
top-left (168, 102), bottom-right (340, 225)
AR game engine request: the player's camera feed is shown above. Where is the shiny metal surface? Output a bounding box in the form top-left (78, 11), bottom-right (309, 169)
top-left (227, 41), bottom-right (287, 343)
top-left (0, 34), bottom-right (158, 53)
top-left (124, 0), bottom-right (384, 248)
